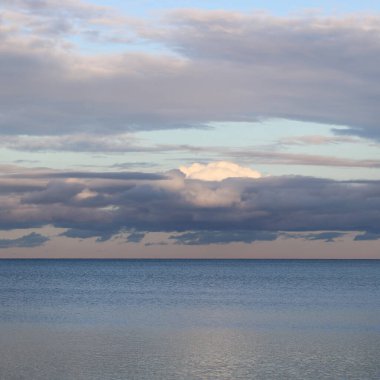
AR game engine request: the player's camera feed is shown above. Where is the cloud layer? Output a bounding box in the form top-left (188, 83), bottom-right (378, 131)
top-left (1, 4), bottom-right (380, 139)
top-left (1, 163), bottom-right (380, 244)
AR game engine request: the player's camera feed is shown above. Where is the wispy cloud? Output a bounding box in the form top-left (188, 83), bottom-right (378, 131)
top-left (354, 231), bottom-right (380, 241)
top-left (0, 232), bottom-right (49, 248)
top-left (277, 135), bottom-right (361, 146)
top-left (126, 231), bottom-right (146, 243)
top-left (2, 135), bottom-right (380, 170)
top-left (283, 231), bottom-right (348, 243)
top-left (169, 230), bottom-right (278, 245)
top-left (229, 149), bottom-right (380, 168)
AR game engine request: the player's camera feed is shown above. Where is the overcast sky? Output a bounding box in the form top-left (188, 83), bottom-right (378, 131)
top-left (1, 0), bottom-right (380, 258)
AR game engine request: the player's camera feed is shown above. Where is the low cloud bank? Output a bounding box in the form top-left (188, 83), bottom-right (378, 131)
top-left (1, 163), bottom-right (380, 245)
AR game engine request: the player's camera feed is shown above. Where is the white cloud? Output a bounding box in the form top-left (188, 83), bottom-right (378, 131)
top-left (74, 188), bottom-right (98, 200)
top-left (179, 161), bottom-right (262, 181)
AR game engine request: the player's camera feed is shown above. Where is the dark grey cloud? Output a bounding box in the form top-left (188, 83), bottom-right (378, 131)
top-left (60, 228), bottom-right (115, 242)
top-left (284, 231), bottom-right (348, 243)
top-left (1, 7), bottom-right (380, 139)
top-left (61, 228), bottom-right (145, 243)
top-left (0, 183), bottom-right (45, 194)
top-left (48, 171), bottom-right (167, 181)
top-left (110, 162), bottom-right (159, 169)
top-left (170, 230), bottom-right (278, 245)
top-left (1, 169), bottom-right (380, 243)
top-left (126, 231), bottom-right (145, 243)
top-left (0, 232), bottom-right (49, 249)
top-left (22, 180), bottom-right (85, 204)
top-left (170, 230), bottom-right (348, 245)
top-left (12, 171), bottom-right (166, 181)
top-left (354, 231), bottom-right (380, 241)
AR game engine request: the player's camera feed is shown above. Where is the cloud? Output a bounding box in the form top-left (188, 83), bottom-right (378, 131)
top-left (60, 228), bottom-right (114, 242)
top-left (354, 231), bottom-right (380, 241)
top-left (169, 230), bottom-right (348, 245)
top-left (14, 170), bottom-right (166, 181)
top-left (284, 231), bottom-right (348, 242)
top-left (1, 0), bottom-right (133, 42)
top-left (277, 135), bottom-right (360, 146)
top-left (126, 231), bottom-right (145, 243)
top-left (22, 180), bottom-right (85, 204)
top-left (170, 230), bottom-right (278, 245)
top-left (0, 232), bottom-right (49, 249)
top-left (229, 149), bottom-right (380, 168)
top-left (110, 162), bottom-right (159, 170)
top-left (1, 165), bottom-right (380, 243)
top-left (0, 182), bottom-right (45, 194)
top-left (1, 134), bottom-right (141, 152)
top-left (3, 135), bottom-right (380, 171)
top-left (179, 161), bottom-right (262, 181)
top-left (1, 6), bottom-right (380, 139)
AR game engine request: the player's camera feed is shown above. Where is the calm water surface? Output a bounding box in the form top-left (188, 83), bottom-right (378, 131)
top-left (0, 259), bottom-right (379, 379)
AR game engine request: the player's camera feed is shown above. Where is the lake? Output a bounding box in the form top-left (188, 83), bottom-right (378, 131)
top-left (0, 259), bottom-right (379, 379)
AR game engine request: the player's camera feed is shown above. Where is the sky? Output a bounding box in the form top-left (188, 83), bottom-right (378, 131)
top-left (1, 0), bottom-right (380, 258)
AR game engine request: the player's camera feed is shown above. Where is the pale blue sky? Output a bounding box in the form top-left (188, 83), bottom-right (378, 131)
top-left (3, 119), bottom-right (379, 180)
top-left (91, 0), bottom-right (380, 16)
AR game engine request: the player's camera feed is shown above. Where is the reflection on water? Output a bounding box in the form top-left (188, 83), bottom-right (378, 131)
top-left (0, 260), bottom-right (379, 379)
top-left (1, 326), bottom-right (379, 379)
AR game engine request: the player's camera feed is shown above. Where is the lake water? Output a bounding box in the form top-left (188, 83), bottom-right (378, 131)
top-left (0, 259), bottom-right (379, 379)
